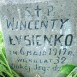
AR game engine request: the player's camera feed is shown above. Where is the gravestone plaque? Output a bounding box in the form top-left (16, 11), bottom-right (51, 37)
top-left (0, 0), bottom-right (77, 77)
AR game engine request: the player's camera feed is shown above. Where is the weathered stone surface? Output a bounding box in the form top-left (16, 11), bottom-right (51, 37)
top-left (0, 0), bottom-right (77, 77)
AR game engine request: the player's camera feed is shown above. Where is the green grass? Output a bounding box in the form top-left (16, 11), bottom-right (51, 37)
top-left (0, 32), bottom-right (20, 77)
top-left (60, 64), bottom-right (77, 77)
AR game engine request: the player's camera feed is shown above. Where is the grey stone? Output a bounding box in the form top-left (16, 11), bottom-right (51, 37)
top-left (0, 0), bottom-right (77, 77)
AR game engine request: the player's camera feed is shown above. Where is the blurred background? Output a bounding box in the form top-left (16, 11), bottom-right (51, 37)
top-left (0, 21), bottom-right (2, 31)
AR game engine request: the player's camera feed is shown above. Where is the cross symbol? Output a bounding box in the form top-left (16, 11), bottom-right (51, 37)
top-left (35, 5), bottom-right (41, 17)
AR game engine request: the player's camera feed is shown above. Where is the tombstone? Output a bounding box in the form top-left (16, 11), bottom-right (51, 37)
top-left (0, 0), bottom-right (77, 77)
